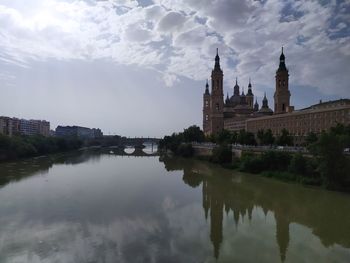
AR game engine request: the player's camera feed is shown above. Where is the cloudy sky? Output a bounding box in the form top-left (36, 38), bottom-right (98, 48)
top-left (0, 0), bottom-right (349, 137)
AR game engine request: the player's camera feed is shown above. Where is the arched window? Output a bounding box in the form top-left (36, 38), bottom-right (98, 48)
top-left (216, 103), bottom-right (219, 111)
top-left (282, 103), bottom-right (285, 111)
top-left (205, 114), bottom-right (209, 121)
top-left (205, 100), bottom-right (209, 107)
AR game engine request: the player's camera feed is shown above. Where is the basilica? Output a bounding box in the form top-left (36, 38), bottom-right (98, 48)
top-left (203, 48), bottom-right (288, 135)
top-left (202, 48), bottom-right (350, 143)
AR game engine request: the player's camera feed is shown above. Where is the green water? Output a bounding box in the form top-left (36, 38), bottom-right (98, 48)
top-left (0, 149), bottom-right (349, 263)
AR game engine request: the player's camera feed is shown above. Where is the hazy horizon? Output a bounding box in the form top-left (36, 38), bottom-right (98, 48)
top-left (1, 0), bottom-right (349, 137)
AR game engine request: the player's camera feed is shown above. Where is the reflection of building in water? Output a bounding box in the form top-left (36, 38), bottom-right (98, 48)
top-left (162, 157), bottom-right (350, 261)
top-left (201, 176), bottom-right (290, 261)
top-left (275, 213), bottom-right (290, 263)
top-left (203, 179), bottom-right (224, 259)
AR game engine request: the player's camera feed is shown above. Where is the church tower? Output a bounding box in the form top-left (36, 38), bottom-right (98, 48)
top-left (210, 48), bottom-right (224, 134)
top-left (246, 78), bottom-right (254, 109)
top-left (274, 47), bottom-right (291, 114)
top-left (203, 80), bottom-right (211, 135)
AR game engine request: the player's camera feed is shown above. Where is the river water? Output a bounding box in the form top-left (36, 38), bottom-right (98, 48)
top-left (0, 149), bottom-right (350, 263)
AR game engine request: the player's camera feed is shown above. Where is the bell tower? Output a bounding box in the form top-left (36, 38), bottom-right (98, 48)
top-left (203, 80), bottom-right (211, 135)
top-left (210, 48), bottom-right (224, 134)
top-left (274, 47), bottom-right (290, 114)
top-left (246, 78), bottom-right (254, 109)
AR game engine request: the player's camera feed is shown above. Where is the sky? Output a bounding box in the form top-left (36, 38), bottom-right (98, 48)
top-left (0, 0), bottom-right (349, 137)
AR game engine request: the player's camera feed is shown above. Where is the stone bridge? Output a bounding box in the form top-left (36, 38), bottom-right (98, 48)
top-left (105, 147), bottom-right (159, 157)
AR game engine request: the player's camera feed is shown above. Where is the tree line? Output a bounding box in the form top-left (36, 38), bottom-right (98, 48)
top-left (0, 135), bottom-right (83, 161)
top-left (159, 124), bottom-right (350, 191)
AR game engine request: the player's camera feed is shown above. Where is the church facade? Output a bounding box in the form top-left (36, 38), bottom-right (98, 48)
top-left (202, 48), bottom-right (350, 143)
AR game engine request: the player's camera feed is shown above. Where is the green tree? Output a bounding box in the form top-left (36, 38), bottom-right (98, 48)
top-left (257, 129), bottom-right (265, 145)
top-left (263, 129), bottom-right (275, 145)
top-left (183, 125), bottom-right (205, 143)
top-left (305, 132), bottom-right (318, 146)
top-left (309, 125), bottom-right (350, 188)
top-left (276, 129), bottom-right (293, 146)
top-left (176, 143), bottom-right (194, 157)
top-left (237, 130), bottom-right (256, 145)
top-left (216, 129), bottom-right (233, 145)
top-left (211, 144), bottom-right (232, 164)
top-left (288, 153), bottom-right (307, 175)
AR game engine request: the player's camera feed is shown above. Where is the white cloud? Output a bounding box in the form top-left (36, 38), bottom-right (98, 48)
top-left (0, 0), bottom-right (349, 96)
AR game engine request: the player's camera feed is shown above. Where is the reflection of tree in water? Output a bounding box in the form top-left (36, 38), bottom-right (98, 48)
top-left (161, 156), bottom-right (350, 262)
top-left (0, 150), bottom-right (102, 189)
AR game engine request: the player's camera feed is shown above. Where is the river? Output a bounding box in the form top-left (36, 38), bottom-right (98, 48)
top-left (0, 148), bottom-right (349, 263)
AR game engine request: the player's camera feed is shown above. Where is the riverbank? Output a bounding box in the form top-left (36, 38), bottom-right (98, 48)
top-left (0, 134), bottom-right (83, 162)
top-left (159, 124), bottom-right (350, 193)
top-left (160, 145), bottom-right (350, 193)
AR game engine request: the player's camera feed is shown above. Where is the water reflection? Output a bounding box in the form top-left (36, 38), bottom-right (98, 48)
top-left (0, 148), bottom-right (158, 190)
top-left (162, 156), bottom-right (350, 262)
top-left (0, 152), bottom-right (349, 262)
top-left (0, 150), bottom-right (102, 189)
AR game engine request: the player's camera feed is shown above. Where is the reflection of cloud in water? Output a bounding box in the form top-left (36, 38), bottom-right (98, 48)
top-left (0, 154), bottom-right (350, 262)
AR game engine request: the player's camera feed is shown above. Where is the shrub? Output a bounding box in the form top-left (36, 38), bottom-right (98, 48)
top-left (177, 143), bottom-right (194, 158)
top-left (288, 153), bottom-right (307, 175)
top-left (239, 154), bottom-right (265, 173)
top-left (211, 145), bottom-right (232, 164)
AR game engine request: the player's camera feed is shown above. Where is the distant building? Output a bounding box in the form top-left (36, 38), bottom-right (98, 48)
top-left (0, 116), bottom-right (49, 137)
top-left (55, 126), bottom-right (103, 139)
top-left (202, 48), bottom-right (350, 144)
top-left (19, 119), bottom-right (50, 136)
top-left (0, 117), bottom-right (13, 136)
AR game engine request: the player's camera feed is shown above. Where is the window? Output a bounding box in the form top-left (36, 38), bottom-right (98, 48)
top-left (205, 114), bottom-right (209, 121)
top-left (205, 100), bottom-right (209, 107)
top-left (216, 103), bottom-right (219, 111)
top-left (282, 103), bottom-right (285, 111)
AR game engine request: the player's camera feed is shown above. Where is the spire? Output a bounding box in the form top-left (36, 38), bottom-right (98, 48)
top-left (247, 78), bottom-right (253, 96)
top-left (205, 79), bottom-right (210, 95)
top-left (254, 97), bottom-right (259, 111)
top-left (280, 46), bottom-right (285, 61)
top-left (225, 92), bottom-right (230, 104)
top-left (262, 92), bottom-right (268, 108)
top-left (234, 77), bottom-right (240, 96)
top-left (214, 48), bottom-right (221, 70)
top-left (278, 46), bottom-right (287, 72)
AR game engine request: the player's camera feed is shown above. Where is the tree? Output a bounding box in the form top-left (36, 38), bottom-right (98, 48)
top-left (263, 129), bottom-right (275, 145)
top-left (305, 132), bottom-right (318, 146)
top-left (211, 144), bottom-right (232, 164)
top-left (276, 129), bottom-right (293, 146)
top-left (257, 129), bottom-right (265, 145)
top-left (216, 129), bottom-right (233, 144)
top-left (183, 125), bottom-right (205, 143)
top-left (288, 153), bottom-right (307, 175)
top-left (237, 130), bottom-right (256, 145)
top-left (258, 129), bottom-right (275, 145)
top-left (310, 131), bottom-right (348, 188)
